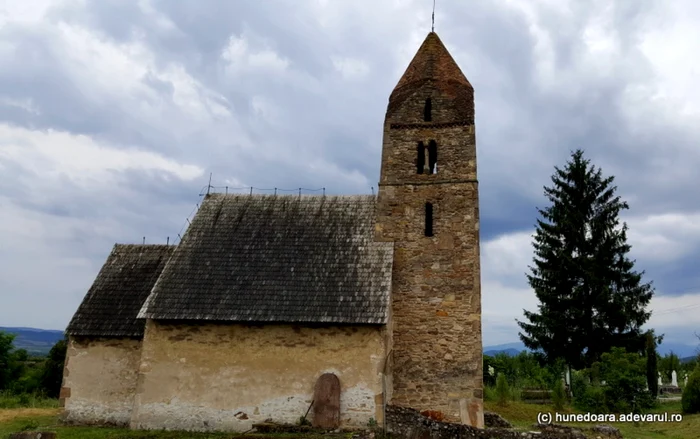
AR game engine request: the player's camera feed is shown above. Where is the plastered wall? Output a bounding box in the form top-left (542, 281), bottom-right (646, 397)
top-left (130, 321), bottom-right (390, 432)
top-left (61, 336), bottom-right (142, 426)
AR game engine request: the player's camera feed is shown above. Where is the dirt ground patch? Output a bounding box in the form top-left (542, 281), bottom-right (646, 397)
top-left (0, 408), bottom-right (60, 423)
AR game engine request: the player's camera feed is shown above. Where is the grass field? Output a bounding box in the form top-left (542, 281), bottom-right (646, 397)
top-left (0, 391), bottom-right (60, 410)
top-left (0, 400), bottom-right (697, 438)
top-left (483, 399), bottom-right (698, 439)
top-left (0, 408), bottom-right (352, 439)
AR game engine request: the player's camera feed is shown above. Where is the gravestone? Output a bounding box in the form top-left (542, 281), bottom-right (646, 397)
top-left (671, 370), bottom-right (678, 387)
top-left (658, 373), bottom-right (663, 386)
top-left (312, 373), bottom-right (341, 429)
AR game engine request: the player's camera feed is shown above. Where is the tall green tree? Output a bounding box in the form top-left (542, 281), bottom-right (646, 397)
top-left (646, 330), bottom-right (661, 396)
top-left (0, 331), bottom-right (16, 390)
top-left (517, 149), bottom-right (654, 370)
top-left (40, 338), bottom-right (67, 398)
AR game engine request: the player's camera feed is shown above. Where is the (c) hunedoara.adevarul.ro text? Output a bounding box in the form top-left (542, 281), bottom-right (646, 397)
top-left (537, 411), bottom-right (683, 424)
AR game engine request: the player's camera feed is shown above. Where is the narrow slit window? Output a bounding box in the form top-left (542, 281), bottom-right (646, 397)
top-left (428, 140), bottom-right (437, 174)
top-left (416, 141), bottom-right (425, 174)
top-left (424, 98), bottom-right (432, 122)
top-left (425, 202), bottom-right (434, 237)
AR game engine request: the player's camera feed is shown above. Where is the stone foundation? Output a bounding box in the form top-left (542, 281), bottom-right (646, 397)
top-left (385, 405), bottom-right (622, 439)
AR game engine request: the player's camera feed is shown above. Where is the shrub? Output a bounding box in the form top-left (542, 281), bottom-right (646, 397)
top-left (495, 373), bottom-right (510, 406)
top-left (682, 366), bottom-right (700, 414)
top-left (574, 382), bottom-right (607, 413)
top-left (552, 378), bottom-right (566, 410)
top-left (599, 348), bottom-right (650, 413)
top-left (574, 347), bottom-right (652, 413)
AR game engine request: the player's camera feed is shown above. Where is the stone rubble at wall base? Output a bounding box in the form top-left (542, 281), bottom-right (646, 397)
top-left (9, 433), bottom-right (57, 439)
top-left (385, 405), bottom-right (622, 439)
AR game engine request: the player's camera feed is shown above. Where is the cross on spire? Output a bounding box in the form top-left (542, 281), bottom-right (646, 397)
top-left (432, 0), bottom-right (436, 32)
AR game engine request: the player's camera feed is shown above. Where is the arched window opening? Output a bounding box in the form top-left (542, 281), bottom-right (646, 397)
top-left (425, 202), bottom-right (434, 237)
top-left (416, 142), bottom-right (425, 174)
top-left (424, 98), bottom-right (432, 122)
top-left (428, 140), bottom-right (438, 174)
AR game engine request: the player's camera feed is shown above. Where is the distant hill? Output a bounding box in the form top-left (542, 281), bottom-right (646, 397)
top-left (0, 327), bottom-right (64, 355)
top-left (484, 340), bottom-right (699, 358)
top-left (483, 342), bottom-right (528, 357)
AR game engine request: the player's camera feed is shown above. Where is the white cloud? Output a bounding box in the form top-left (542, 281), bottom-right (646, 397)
top-left (0, 0), bottom-right (699, 347)
top-left (627, 212), bottom-right (700, 263)
top-left (331, 56), bottom-right (370, 80)
top-left (221, 35), bottom-right (290, 76)
top-left (0, 0), bottom-right (57, 26)
top-left (0, 124), bottom-right (204, 185)
top-left (0, 97), bottom-right (40, 114)
top-left (482, 280), bottom-right (537, 346)
top-left (649, 293), bottom-right (700, 331)
top-left (482, 231), bottom-right (533, 279)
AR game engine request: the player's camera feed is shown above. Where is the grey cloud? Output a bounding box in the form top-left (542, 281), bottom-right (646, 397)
top-left (1, 0), bottom-right (699, 343)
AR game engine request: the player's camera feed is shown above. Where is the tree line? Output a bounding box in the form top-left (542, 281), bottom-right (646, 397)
top-left (0, 331), bottom-right (66, 399)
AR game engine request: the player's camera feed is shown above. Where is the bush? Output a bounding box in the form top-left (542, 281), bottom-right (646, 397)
top-left (682, 366), bottom-right (700, 414)
top-left (495, 373), bottom-right (510, 406)
top-left (552, 379), bottom-right (566, 410)
top-left (573, 381), bottom-right (607, 413)
top-left (599, 348), bottom-right (650, 413)
top-left (573, 347), bottom-right (653, 413)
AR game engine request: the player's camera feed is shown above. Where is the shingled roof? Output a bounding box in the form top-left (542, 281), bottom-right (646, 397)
top-left (138, 194), bottom-right (393, 325)
top-left (393, 32), bottom-right (471, 91)
top-left (388, 32), bottom-right (473, 119)
top-left (66, 244), bottom-right (174, 337)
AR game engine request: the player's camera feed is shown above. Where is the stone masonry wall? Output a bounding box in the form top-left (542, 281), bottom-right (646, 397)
top-left (61, 336), bottom-right (142, 426)
top-left (376, 82), bottom-right (482, 427)
top-left (130, 320), bottom-right (389, 432)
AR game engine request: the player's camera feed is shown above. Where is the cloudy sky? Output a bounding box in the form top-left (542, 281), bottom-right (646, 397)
top-left (1, 0), bottom-right (699, 351)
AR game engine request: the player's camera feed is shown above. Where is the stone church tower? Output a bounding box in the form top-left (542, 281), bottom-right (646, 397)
top-left (375, 32), bottom-right (483, 428)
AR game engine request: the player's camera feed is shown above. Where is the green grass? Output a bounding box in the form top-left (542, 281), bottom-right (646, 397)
top-left (0, 392), bottom-right (60, 409)
top-left (0, 397), bottom-right (696, 439)
top-left (484, 398), bottom-right (699, 438)
top-left (0, 409), bottom-right (356, 439)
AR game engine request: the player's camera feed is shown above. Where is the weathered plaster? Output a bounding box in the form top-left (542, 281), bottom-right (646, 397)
top-left (61, 336), bottom-right (142, 426)
top-left (131, 320), bottom-right (388, 432)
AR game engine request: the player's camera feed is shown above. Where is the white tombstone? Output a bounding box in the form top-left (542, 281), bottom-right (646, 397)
top-left (658, 373), bottom-right (663, 386)
top-left (672, 370), bottom-right (678, 387)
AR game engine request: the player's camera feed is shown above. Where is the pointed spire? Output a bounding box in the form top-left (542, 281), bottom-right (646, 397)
top-left (392, 32), bottom-right (471, 94)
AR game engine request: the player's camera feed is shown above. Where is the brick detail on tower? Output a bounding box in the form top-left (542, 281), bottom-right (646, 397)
top-left (375, 32), bottom-right (483, 428)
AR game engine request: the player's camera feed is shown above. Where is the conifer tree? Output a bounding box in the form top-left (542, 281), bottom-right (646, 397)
top-left (517, 149), bottom-right (654, 370)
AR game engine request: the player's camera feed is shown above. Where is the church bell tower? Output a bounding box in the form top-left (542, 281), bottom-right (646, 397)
top-left (375, 32), bottom-right (483, 428)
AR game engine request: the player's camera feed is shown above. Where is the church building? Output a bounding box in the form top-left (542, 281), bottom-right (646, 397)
top-left (62, 31), bottom-right (484, 432)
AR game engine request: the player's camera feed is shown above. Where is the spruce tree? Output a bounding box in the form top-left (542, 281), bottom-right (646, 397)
top-left (517, 149), bottom-right (654, 370)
